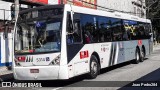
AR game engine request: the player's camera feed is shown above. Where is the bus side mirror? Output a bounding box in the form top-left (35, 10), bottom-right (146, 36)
top-left (149, 33), bottom-right (152, 36)
top-left (149, 33), bottom-right (153, 39)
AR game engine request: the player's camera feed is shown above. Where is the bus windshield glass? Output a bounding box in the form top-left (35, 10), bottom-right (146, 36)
top-left (15, 7), bottom-right (63, 54)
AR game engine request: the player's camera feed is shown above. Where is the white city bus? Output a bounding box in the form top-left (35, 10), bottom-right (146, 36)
top-left (13, 4), bottom-right (153, 80)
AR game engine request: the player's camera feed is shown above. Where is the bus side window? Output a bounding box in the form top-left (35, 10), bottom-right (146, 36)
top-left (73, 21), bottom-right (82, 43)
top-left (144, 23), bottom-right (152, 39)
top-left (73, 13), bottom-right (82, 43)
top-left (110, 18), bottom-right (122, 41)
top-left (67, 12), bottom-right (74, 44)
top-left (67, 12), bottom-right (82, 44)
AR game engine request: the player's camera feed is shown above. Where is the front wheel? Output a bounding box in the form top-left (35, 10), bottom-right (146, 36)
top-left (87, 55), bottom-right (100, 79)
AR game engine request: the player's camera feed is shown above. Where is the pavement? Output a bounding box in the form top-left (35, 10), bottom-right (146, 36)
top-left (0, 66), bottom-right (12, 82)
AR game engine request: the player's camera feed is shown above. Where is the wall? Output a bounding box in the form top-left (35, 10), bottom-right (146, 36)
top-left (63, 0), bottom-right (97, 9)
top-left (48, 0), bottom-right (60, 4)
top-left (0, 1), bottom-right (12, 20)
top-left (0, 32), bottom-right (13, 66)
top-left (97, 0), bottom-right (146, 18)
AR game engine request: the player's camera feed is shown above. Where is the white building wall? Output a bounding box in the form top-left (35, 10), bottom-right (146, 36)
top-left (48, 0), bottom-right (59, 4)
top-left (0, 1), bottom-right (28, 20)
top-left (0, 32), bottom-right (13, 65)
top-left (0, 1), bottom-right (12, 20)
top-left (97, 0), bottom-right (146, 18)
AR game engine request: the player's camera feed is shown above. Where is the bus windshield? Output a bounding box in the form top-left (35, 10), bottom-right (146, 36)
top-left (15, 7), bottom-right (63, 54)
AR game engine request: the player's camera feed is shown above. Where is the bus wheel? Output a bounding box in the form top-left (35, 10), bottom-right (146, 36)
top-left (88, 55), bottom-right (100, 79)
top-left (140, 48), bottom-right (145, 62)
top-left (134, 48), bottom-right (140, 64)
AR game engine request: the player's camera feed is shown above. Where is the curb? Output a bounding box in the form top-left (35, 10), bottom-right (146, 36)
top-left (0, 73), bottom-right (13, 83)
top-left (153, 44), bottom-right (160, 51)
top-left (0, 66), bottom-right (12, 75)
top-left (0, 66), bottom-right (13, 83)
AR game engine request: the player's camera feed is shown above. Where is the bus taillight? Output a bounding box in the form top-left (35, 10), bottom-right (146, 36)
top-left (17, 56), bottom-right (26, 62)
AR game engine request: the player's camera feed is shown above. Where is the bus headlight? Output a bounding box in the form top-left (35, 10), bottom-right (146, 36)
top-left (49, 55), bottom-right (60, 65)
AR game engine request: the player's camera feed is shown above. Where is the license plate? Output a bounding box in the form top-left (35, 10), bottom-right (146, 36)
top-left (30, 69), bottom-right (39, 73)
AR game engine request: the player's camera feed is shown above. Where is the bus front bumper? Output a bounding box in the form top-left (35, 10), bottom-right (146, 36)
top-left (13, 66), bottom-right (67, 80)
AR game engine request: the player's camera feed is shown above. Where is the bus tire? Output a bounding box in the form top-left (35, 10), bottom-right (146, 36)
top-left (88, 55), bottom-right (100, 79)
top-left (140, 48), bottom-right (145, 62)
top-left (134, 48), bottom-right (140, 64)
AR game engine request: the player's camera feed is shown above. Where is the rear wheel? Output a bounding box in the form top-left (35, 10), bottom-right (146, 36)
top-left (140, 48), bottom-right (145, 62)
top-left (134, 48), bottom-right (140, 64)
top-left (88, 55), bottom-right (100, 79)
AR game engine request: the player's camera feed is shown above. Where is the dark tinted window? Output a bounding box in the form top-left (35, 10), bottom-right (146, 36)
top-left (73, 13), bottom-right (82, 43)
top-left (123, 20), bottom-right (139, 40)
top-left (68, 12), bottom-right (152, 44)
top-left (123, 20), bottom-right (151, 40)
top-left (66, 12), bottom-right (82, 44)
top-left (98, 17), bottom-right (112, 42)
top-left (81, 14), bottom-right (123, 43)
top-left (81, 14), bottom-right (98, 43)
top-left (110, 18), bottom-right (122, 41)
top-left (144, 23), bottom-right (152, 39)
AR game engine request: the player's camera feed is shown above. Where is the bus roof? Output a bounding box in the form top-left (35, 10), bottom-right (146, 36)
top-left (19, 4), bottom-right (151, 23)
top-left (64, 4), bottom-right (151, 23)
top-left (19, 4), bottom-right (64, 14)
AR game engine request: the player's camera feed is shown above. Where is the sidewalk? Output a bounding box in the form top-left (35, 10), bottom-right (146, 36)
top-left (153, 43), bottom-right (160, 51)
top-left (0, 66), bottom-right (13, 82)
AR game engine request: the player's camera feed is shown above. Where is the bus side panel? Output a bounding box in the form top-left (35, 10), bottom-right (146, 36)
top-left (125, 41), bottom-right (135, 61)
top-left (116, 42), bottom-right (125, 64)
top-left (93, 42), bottom-right (112, 68)
top-left (114, 41), bottom-right (136, 65)
top-left (67, 44), bottom-right (94, 78)
top-left (142, 39), bottom-right (150, 56)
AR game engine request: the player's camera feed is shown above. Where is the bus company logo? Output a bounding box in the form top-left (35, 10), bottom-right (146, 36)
top-left (80, 51), bottom-right (89, 59)
top-left (101, 44), bottom-right (109, 52)
top-left (101, 47), bottom-right (106, 52)
top-left (46, 57), bottom-right (50, 61)
top-left (26, 56), bottom-right (33, 62)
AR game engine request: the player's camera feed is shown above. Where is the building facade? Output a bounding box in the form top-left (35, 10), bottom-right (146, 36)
top-left (97, 0), bottom-right (146, 18)
top-left (0, 0), bottom-right (147, 20)
top-left (51, 0), bottom-right (147, 18)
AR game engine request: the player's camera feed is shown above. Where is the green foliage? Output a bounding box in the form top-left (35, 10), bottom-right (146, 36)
top-left (146, 0), bottom-right (160, 18)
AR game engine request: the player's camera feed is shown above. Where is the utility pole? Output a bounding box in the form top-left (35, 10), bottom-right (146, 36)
top-left (15, 0), bottom-right (19, 18)
top-left (141, 0), bottom-right (143, 18)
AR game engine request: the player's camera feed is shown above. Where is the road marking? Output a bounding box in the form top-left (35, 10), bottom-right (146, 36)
top-left (52, 87), bottom-right (63, 90)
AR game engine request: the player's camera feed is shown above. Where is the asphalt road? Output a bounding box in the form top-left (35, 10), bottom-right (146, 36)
top-left (1, 45), bottom-right (160, 90)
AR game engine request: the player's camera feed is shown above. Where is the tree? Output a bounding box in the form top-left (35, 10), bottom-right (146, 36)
top-left (146, 0), bottom-right (160, 18)
top-left (146, 0), bottom-right (160, 42)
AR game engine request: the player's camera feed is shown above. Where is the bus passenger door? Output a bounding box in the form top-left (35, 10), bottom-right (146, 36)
top-left (67, 12), bottom-right (88, 77)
